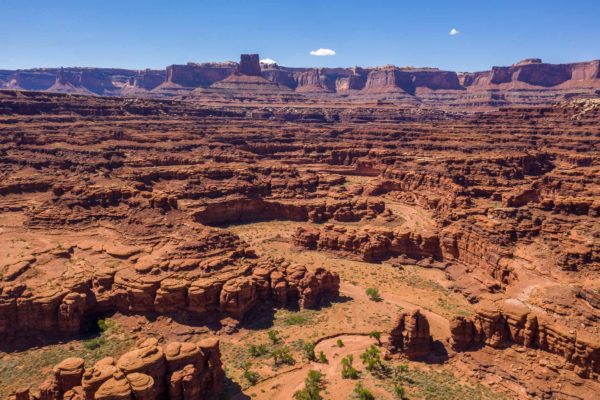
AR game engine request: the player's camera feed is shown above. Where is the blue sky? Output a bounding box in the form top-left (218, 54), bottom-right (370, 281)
top-left (1, 0), bottom-right (599, 71)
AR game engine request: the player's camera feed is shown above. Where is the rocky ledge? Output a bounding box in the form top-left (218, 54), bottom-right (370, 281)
top-left (450, 300), bottom-right (600, 379)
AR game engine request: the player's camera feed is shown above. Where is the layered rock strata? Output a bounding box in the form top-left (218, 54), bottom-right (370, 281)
top-left (3, 56), bottom-right (599, 107)
top-left (387, 309), bottom-right (433, 359)
top-left (293, 225), bottom-right (440, 263)
top-left (0, 247), bottom-right (339, 342)
top-left (0, 89), bottom-right (598, 396)
top-left (449, 300), bottom-right (600, 379)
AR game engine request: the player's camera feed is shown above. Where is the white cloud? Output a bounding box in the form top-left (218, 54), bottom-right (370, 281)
top-left (449, 28), bottom-right (460, 36)
top-left (260, 58), bottom-right (277, 65)
top-left (310, 48), bottom-right (336, 56)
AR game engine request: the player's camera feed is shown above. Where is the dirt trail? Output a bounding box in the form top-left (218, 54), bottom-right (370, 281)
top-left (341, 282), bottom-right (450, 339)
top-left (236, 283), bottom-right (453, 399)
top-left (243, 334), bottom-right (393, 400)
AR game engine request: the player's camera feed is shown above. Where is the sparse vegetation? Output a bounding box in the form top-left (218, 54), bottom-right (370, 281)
top-left (97, 319), bottom-right (110, 332)
top-left (353, 382), bottom-right (375, 400)
top-left (223, 223), bottom-right (485, 398)
top-left (394, 384), bottom-right (407, 399)
top-left (293, 370), bottom-right (325, 400)
top-left (285, 313), bottom-right (309, 325)
top-left (366, 287), bottom-right (383, 302)
top-left (318, 351), bottom-right (328, 364)
top-left (389, 364), bottom-right (508, 400)
top-left (0, 318), bottom-right (134, 398)
top-left (83, 336), bottom-right (105, 350)
top-left (341, 354), bottom-right (360, 379)
top-left (241, 361), bottom-right (260, 386)
top-left (271, 346), bottom-right (295, 367)
top-left (302, 341), bottom-right (317, 362)
top-left (268, 330), bottom-right (281, 345)
top-left (368, 331), bottom-right (382, 346)
top-left (360, 345), bottom-right (384, 372)
top-left (248, 343), bottom-right (269, 358)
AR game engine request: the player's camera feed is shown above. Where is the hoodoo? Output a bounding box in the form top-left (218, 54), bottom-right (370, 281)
top-left (387, 310), bottom-right (434, 360)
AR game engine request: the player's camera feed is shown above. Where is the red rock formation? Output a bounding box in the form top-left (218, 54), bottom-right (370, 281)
top-left (238, 54), bottom-right (261, 76)
top-left (0, 230), bottom-right (339, 343)
top-left (293, 225), bottom-right (441, 263)
top-left (387, 309), bottom-right (433, 359)
top-left (10, 338), bottom-right (224, 400)
top-left (163, 63), bottom-right (237, 88)
top-left (449, 300), bottom-right (600, 379)
top-left (364, 67), bottom-right (414, 94)
top-left (294, 69), bottom-right (330, 93)
top-left (194, 197), bottom-right (385, 226)
top-left (411, 69), bottom-right (462, 91)
top-left (261, 68), bottom-right (297, 89)
top-left (0, 89), bottom-right (599, 396)
top-left (3, 56), bottom-right (600, 106)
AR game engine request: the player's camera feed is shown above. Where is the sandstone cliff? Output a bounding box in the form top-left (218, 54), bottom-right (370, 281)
top-left (449, 300), bottom-right (600, 379)
top-left (3, 56), bottom-right (599, 107)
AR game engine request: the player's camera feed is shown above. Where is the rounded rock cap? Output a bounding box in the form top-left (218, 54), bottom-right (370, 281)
top-left (126, 372), bottom-right (154, 391)
top-left (164, 341), bottom-right (200, 361)
top-left (198, 338), bottom-right (220, 350)
top-left (95, 372), bottom-right (132, 400)
top-left (54, 357), bottom-right (85, 374)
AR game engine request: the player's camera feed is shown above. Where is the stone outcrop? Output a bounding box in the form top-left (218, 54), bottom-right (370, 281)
top-left (3, 56), bottom-right (599, 106)
top-left (194, 198), bottom-right (385, 226)
top-left (163, 63), bottom-right (237, 88)
top-left (364, 67), bottom-right (414, 94)
top-left (293, 225), bottom-right (441, 262)
top-left (9, 338), bottom-right (224, 400)
top-left (387, 309), bottom-right (433, 359)
top-left (0, 246), bottom-right (339, 342)
top-left (238, 54), bottom-right (261, 76)
top-left (449, 300), bottom-right (600, 379)
top-left (3, 68), bottom-right (152, 96)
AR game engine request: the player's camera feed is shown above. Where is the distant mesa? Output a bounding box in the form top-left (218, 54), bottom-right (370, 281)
top-left (513, 58), bottom-right (543, 66)
top-left (193, 54), bottom-right (296, 100)
top-left (2, 53), bottom-right (599, 107)
top-left (238, 54), bottom-right (261, 76)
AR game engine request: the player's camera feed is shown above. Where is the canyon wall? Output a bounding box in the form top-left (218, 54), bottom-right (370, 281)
top-left (449, 300), bottom-right (600, 379)
top-left (0, 253), bottom-right (340, 343)
top-left (3, 56), bottom-right (599, 106)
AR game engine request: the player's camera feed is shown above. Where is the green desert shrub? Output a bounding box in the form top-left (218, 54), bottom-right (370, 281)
top-left (354, 382), bottom-right (375, 400)
top-left (341, 354), bottom-right (360, 379)
top-left (366, 287), bottom-right (383, 302)
top-left (293, 370), bottom-right (325, 400)
top-left (302, 341), bottom-right (317, 361)
top-left (271, 346), bottom-right (295, 366)
top-left (248, 344), bottom-right (269, 357)
top-left (360, 345), bottom-right (384, 372)
top-left (318, 351), bottom-right (328, 364)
